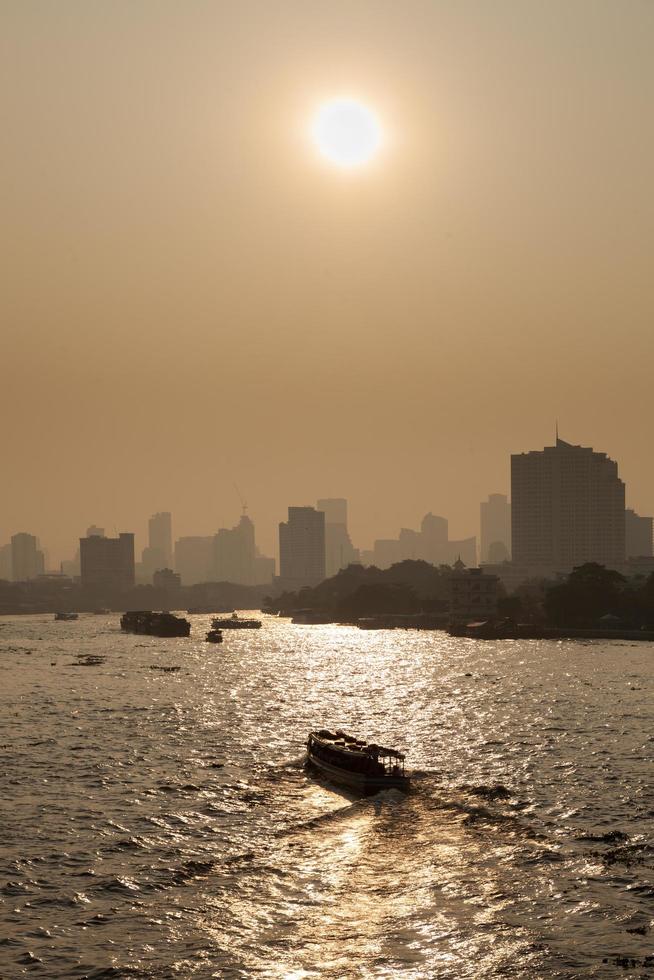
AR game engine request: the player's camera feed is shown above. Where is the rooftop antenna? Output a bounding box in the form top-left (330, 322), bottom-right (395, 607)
top-left (555, 419), bottom-right (559, 443)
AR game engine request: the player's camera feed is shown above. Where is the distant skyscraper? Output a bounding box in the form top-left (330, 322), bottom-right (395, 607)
top-left (625, 509), bottom-right (653, 558)
top-left (0, 543), bottom-right (12, 581)
top-left (317, 498), bottom-right (358, 577)
top-left (316, 498), bottom-right (348, 526)
top-left (10, 533), bottom-right (44, 581)
top-left (480, 494), bottom-right (511, 563)
top-left (80, 532), bottom-right (135, 591)
top-left (174, 536), bottom-right (213, 586)
top-left (148, 512), bottom-right (172, 567)
top-left (279, 506), bottom-right (325, 588)
top-left (213, 514), bottom-right (256, 585)
top-left (511, 437), bottom-right (625, 571)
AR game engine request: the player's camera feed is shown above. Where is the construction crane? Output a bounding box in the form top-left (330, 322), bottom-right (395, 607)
top-left (233, 483), bottom-right (248, 517)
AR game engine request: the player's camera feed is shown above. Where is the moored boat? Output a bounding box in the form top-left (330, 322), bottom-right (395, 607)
top-left (54, 612), bottom-right (78, 621)
top-left (205, 628), bottom-right (223, 643)
top-left (306, 729), bottom-right (410, 793)
top-left (120, 611), bottom-right (191, 637)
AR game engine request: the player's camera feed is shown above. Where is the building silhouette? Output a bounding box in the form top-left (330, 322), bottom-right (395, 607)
top-left (279, 506), bottom-right (326, 589)
top-left (174, 536), bottom-right (213, 586)
top-left (0, 543), bottom-right (12, 581)
top-left (213, 514), bottom-right (256, 585)
top-left (80, 532), bottom-right (135, 591)
top-left (511, 436), bottom-right (625, 572)
top-left (317, 498), bottom-right (358, 578)
top-left (10, 533), bottom-right (45, 581)
top-left (369, 513), bottom-right (476, 570)
top-left (141, 512), bottom-right (172, 581)
top-left (153, 568), bottom-right (181, 590)
top-left (625, 509), bottom-right (653, 558)
top-left (86, 525), bottom-right (105, 537)
top-left (480, 494), bottom-right (511, 563)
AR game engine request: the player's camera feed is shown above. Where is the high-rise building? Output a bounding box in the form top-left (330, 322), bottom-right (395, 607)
top-left (213, 514), bottom-right (256, 585)
top-left (80, 532), bottom-right (135, 590)
top-left (625, 509), bottom-right (653, 558)
top-left (511, 437), bottom-right (625, 572)
top-left (317, 498), bottom-right (358, 578)
top-left (10, 533), bottom-right (45, 581)
top-left (279, 506), bottom-right (325, 589)
top-left (0, 543), bottom-right (12, 580)
top-left (174, 536), bottom-right (213, 586)
top-left (480, 494), bottom-right (511, 563)
top-left (148, 512), bottom-right (172, 567)
top-left (316, 498), bottom-right (348, 526)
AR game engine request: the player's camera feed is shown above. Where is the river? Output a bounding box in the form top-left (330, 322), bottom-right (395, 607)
top-left (1, 614), bottom-right (652, 978)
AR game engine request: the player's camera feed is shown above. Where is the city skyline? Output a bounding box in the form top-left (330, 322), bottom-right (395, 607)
top-left (3, 1), bottom-right (654, 570)
top-left (2, 431), bottom-right (653, 583)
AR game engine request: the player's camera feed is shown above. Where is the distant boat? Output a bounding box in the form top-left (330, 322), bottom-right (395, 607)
top-left (54, 612), bottom-right (78, 621)
top-left (306, 729), bottom-right (410, 794)
top-left (120, 611), bottom-right (191, 637)
top-left (210, 612), bottom-right (262, 630)
top-left (205, 628), bottom-right (223, 643)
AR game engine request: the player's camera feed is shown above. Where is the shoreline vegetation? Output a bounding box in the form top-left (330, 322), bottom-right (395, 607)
top-left (264, 561), bottom-right (654, 640)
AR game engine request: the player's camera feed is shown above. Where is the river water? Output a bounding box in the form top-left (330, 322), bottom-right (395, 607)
top-left (1, 614), bottom-right (653, 979)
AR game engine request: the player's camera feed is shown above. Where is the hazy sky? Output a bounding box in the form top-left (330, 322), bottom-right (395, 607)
top-left (2, 1), bottom-right (653, 564)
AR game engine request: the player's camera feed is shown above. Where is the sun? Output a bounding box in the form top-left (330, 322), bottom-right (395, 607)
top-left (310, 99), bottom-right (383, 169)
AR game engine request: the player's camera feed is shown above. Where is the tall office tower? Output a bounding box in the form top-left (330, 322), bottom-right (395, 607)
top-left (317, 498), bottom-right (358, 578)
top-left (148, 512), bottom-right (172, 567)
top-left (10, 533), bottom-right (44, 581)
top-left (279, 506), bottom-right (326, 588)
top-left (0, 543), bottom-right (12, 580)
top-left (80, 532), bottom-right (135, 590)
top-left (316, 498), bottom-right (348, 526)
top-left (174, 536), bottom-right (213, 586)
top-left (213, 514), bottom-right (256, 585)
top-left (418, 513), bottom-right (449, 564)
top-left (480, 494), bottom-right (511, 563)
top-left (511, 437), bottom-right (625, 572)
top-left (625, 509), bottom-right (653, 558)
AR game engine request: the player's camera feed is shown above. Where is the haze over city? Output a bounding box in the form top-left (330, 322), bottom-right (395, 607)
top-left (3, 1), bottom-right (654, 566)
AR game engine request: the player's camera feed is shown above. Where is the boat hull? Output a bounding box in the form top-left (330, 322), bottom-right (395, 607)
top-left (306, 749), bottom-right (410, 794)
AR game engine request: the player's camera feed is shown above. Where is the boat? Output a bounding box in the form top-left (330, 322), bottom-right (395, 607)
top-left (205, 628), bottom-right (223, 643)
top-left (210, 612), bottom-right (262, 630)
top-left (54, 612), bottom-right (78, 621)
top-left (306, 729), bottom-right (410, 793)
top-left (120, 611), bottom-right (191, 637)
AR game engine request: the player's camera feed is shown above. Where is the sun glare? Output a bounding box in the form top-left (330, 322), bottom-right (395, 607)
top-left (310, 99), bottom-right (383, 169)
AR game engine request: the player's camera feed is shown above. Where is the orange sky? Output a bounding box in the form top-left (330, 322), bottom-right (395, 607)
top-left (2, 1), bottom-right (653, 563)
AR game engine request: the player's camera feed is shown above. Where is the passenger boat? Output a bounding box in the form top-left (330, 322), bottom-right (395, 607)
top-left (54, 612), bottom-right (78, 621)
top-left (205, 628), bottom-right (223, 643)
top-left (306, 729), bottom-right (410, 793)
top-left (120, 611), bottom-right (191, 637)
top-left (210, 612), bottom-right (262, 630)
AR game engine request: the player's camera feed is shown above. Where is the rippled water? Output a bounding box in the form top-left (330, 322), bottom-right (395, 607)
top-left (1, 614), bottom-right (653, 979)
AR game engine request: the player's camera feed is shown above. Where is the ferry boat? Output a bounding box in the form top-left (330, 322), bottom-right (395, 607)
top-left (54, 612), bottom-right (78, 621)
top-left (210, 612), bottom-right (262, 630)
top-left (306, 729), bottom-right (410, 793)
top-left (120, 611), bottom-right (191, 637)
top-left (205, 628), bottom-right (223, 643)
